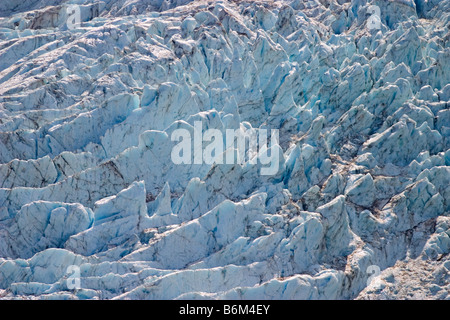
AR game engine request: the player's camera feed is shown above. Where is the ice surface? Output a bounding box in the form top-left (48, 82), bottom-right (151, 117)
top-left (0, 0), bottom-right (449, 300)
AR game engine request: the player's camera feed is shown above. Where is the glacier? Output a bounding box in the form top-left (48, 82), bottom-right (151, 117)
top-left (0, 0), bottom-right (449, 300)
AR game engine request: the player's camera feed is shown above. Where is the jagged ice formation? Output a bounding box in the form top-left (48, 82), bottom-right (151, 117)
top-left (0, 0), bottom-right (449, 300)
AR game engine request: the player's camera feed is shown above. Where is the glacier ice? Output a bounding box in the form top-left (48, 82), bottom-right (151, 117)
top-left (0, 0), bottom-right (449, 300)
